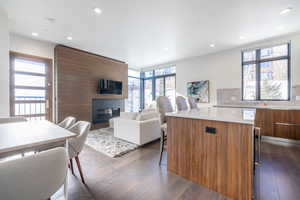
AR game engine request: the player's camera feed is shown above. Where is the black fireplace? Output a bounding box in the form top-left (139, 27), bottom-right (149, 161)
top-left (92, 99), bottom-right (124, 124)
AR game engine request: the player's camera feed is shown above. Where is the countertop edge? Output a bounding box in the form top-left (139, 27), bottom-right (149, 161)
top-left (214, 104), bottom-right (300, 110)
top-left (166, 113), bottom-right (254, 125)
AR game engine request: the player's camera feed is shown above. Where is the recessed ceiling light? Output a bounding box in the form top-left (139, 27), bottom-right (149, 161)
top-left (239, 36), bottom-right (246, 40)
top-left (277, 26), bottom-right (284, 30)
top-left (67, 36), bottom-right (73, 40)
top-left (32, 32), bottom-right (38, 37)
top-left (94, 7), bottom-right (102, 14)
top-left (209, 44), bottom-right (215, 48)
top-left (45, 17), bottom-right (56, 23)
top-left (163, 48), bottom-right (169, 51)
top-left (280, 7), bottom-right (292, 16)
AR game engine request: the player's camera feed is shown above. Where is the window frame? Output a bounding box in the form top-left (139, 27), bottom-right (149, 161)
top-left (141, 67), bottom-right (176, 109)
top-left (126, 69), bottom-right (143, 112)
top-left (241, 43), bottom-right (291, 101)
top-left (9, 51), bottom-right (53, 120)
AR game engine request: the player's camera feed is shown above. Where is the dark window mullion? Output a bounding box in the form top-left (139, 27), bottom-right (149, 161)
top-left (287, 43), bottom-right (291, 101)
top-left (259, 55), bottom-right (290, 63)
top-left (163, 77), bottom-right (166, 96)
top-left (14, 71), bottom-right (46, 77)
top-left (242, 60), bottom-right (257, 65)
top-left (140, 77), bottom-right (144, 110)
top-left (14, 86), bottom-right (46, 90)
top-left (256, 49), bottom-right (261, 101)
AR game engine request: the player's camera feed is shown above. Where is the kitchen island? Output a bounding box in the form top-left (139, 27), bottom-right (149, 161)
top-left (166, 107), bottom-right (255, 200)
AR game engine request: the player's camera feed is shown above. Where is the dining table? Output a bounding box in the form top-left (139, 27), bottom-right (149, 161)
top-left (0, 120), bottom-right (75, 159)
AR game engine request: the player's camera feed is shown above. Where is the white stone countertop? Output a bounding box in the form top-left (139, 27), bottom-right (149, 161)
top-left (166, 107), bottom-right (255, 125)
top-left (214, 104), bottom-right (300, 110)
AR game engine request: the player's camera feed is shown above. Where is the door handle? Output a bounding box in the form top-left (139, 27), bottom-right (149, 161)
top-left (46, 100), bottom-right (49, 109)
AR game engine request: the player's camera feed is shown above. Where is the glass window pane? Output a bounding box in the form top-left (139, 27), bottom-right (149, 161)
top-left (128, 69), bottom-right (140, 78)
top-left (260, 44), bottom-right (288, 60)
top-left (15, 89), bottom-right (45, 100)
top-left (15, 74), bottom-right (46, 87)
top-left (165, 76), bottom-right (176, 107)
top-left (125, 77), bottom-right (140, 112)
top-left (144, 79), bottom-right (153, 108)
top-left (144, 71), bottom-right (154, 78)
top-left (15, 59), bottom-right (46, 74)
top-left (260, 60), bottom-right (289, 100)
top-left (243, 51), bottom-right (256, 62)
top-left (155, 66), bottom-right (176, 76)
top-left (243, 64), bottom-right (256, 100)
top-left (14, 103), bottom-right (45, 115)
top-left (155, 78), bottom-right (164, 97)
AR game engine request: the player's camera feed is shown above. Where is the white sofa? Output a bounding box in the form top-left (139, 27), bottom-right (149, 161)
top-left (113, 111), bottom-right (161, 146)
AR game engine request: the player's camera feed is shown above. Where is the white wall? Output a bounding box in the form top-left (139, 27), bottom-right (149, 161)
top-left (150, 33), bottom-right (300, 106)
top-left (0, 8), bottom-right (10, 116)
top-left (9, 34), bottom-right (55, 59)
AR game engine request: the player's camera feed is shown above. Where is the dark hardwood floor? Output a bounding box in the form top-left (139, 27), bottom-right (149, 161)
top-left (54, 139), bottom-right (300, 200)
top-left (256, 139), bottom-right (300, 200)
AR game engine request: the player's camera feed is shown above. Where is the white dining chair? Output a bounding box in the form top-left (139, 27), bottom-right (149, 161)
top-left (176, 96), bottom-right (188, 111)
top-left (187, 96), bottom-right (198, 109)
top-left (156, 96), bottom-right (174, 165)
top-left (0, 117), bottom-right (27, 124)
top-left (0, 147), bottom-right (68, 200)
top-left (58, 116), bottom-right (76, 129)
top-left (68, 121), bottom-right (91, 184)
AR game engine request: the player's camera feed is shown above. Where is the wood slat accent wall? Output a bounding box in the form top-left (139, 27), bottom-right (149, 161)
top-left (167, 117), bottom-right (254, 200)
top-left (55, 45), bottom-right (128, 123)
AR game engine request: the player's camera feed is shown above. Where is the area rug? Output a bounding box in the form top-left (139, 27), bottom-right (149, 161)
top-left (85, 128), bottom-right (139, 158)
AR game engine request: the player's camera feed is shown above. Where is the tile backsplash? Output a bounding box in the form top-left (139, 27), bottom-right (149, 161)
top-left (217, 85), bottom-right (300, 106)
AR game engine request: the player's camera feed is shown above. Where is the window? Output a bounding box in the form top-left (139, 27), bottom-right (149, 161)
top-left (144, 79), bottom-right (153, 108)
top-left (125, 69), bottom-right (141, 112)
top-left (154, 66), bottom-right (176, 76)
top-left (144, 70), bottom-right (154, 78)
top-left (242, 43), bottom-right (290, 101)
top-left (143, 66), bottom-right (176, 108)
top-left (165, 76), bottom-right (176, 106)
top-left (155, 77), bottom-right (164, 97)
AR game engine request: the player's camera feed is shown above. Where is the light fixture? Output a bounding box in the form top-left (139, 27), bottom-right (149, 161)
top-left (239, 36), bottom-right (246, 40)
top-left (32, 32), bottom-right (38, 37)
top-left (209, 44), bottom-right (215, 48)
top-left (277, 26), bottom-right (284, 30)
top-left (163, 48), bottom-right (169, 51)
top-left (94, 7), bottom-right (102, 14)
top-left (45, 17), bottom-right (56, 23)
top-left (67, 36), bottom-right (73, 40)
top-left (280, 7), bottom-right (292, 16)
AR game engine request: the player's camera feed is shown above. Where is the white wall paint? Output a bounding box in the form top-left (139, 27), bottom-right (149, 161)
top-left (147, 33), bottom-right (300, 106)
top-left (9, 34), bottom-right (55, 59)
top-left (0, 8), bottom-right (10, 116)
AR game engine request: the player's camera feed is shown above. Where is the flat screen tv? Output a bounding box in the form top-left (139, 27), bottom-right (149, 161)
top-left (98, 79), bottom-right (122, 95)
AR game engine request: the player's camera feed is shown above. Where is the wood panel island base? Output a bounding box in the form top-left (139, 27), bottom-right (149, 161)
top-left (166, 108), bottom-right (255, 200)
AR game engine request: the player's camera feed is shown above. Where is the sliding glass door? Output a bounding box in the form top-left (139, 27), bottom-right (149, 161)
top-left (126, 77), bottom-right (140, 112)
top-left (165, 76), bottom-right (176, 106)
top-left (143, 66), bottom-right (176, 108)
top-left (10, 52), bottom-right (52, 121)
top-left (144, 79), bottom-right (153, 108)
top-left (155, 77), bottom-right (164, 97)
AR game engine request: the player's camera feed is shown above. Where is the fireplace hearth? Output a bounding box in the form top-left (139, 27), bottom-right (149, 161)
top-left (92, 99), bottom-right (124, 124)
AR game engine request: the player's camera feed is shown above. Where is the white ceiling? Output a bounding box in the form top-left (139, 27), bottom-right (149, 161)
top-left (1, 0), bottom-right (300, 68)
